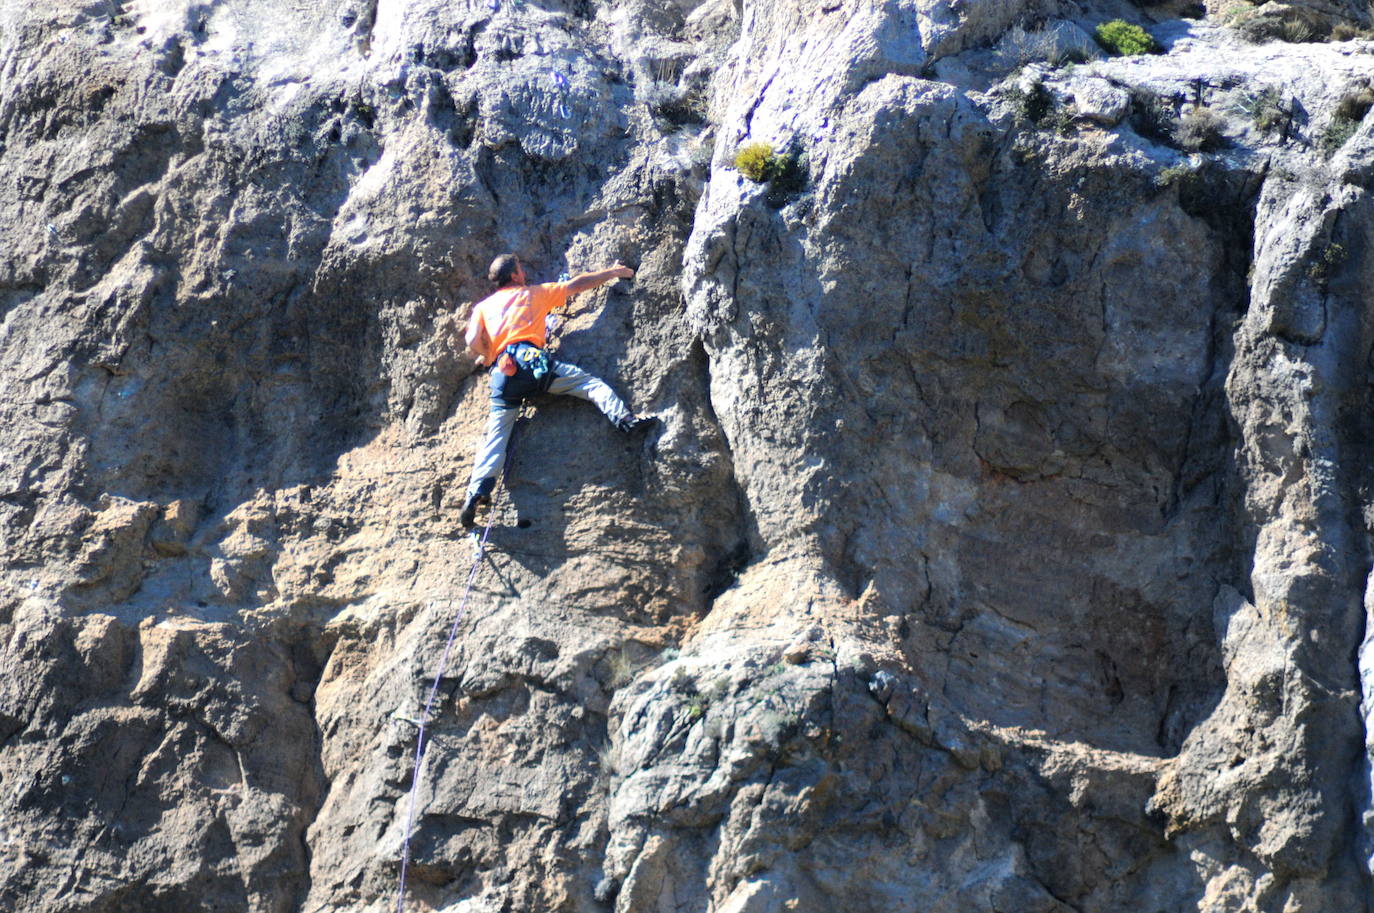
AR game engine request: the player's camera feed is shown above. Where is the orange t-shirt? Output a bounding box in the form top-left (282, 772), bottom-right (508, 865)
top-left (464, 281), bottom-right (573, 364)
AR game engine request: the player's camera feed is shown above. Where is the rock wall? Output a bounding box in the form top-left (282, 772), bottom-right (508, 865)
top-left (1, 0), bottom-right (1373, 911)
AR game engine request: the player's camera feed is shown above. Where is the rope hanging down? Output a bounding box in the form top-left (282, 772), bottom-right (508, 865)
top-left (394, 289), bottom-right (579, 912)
top-left (393, 407), bottom-right (527, 913)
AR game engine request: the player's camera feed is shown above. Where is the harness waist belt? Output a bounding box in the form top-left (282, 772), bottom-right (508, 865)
top-left (496, 341), bottom-right (550, 378)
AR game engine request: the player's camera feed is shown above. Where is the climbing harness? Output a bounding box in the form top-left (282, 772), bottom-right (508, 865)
top-left (504, 340), bottom-right (552, 380)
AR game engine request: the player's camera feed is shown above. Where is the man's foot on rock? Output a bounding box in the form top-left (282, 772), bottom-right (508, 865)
top-left (459, 492), bottom-right (490, 528)
top-left (615, 414), bottom-right (658, 434)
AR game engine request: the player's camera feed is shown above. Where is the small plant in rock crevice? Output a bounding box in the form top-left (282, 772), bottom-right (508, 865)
top-left (1128, 87), bottom-right (1178, 145)
top-left (606, 647), bottom-right (638, 689)
top-left (1278, 15), bottom-right (1317, 43)
top-left (670, 664), bottom-right (695, 692)
top-left (1328, 21), bottom-right (1374, 40)
top-left (1230, 5), bottom-right (1343, 44)
top-left (1320, 116), bottom-right (1360, 157)
top-left (704, 677), bottom-right (731, 702)
top-left (1005, 80), bottom-right (1055, 125)
top-left (1047, 104), bottom-right (1076, 134)
top-left (1155, 163), bottom-right (1193, 188)
top-left (732, 140), bottom-right (809, 206)
top-left (996, 25), bottom-right (1095, 68)
top-left (638, 80), bottom-right (708, 128)
top-left (592, 739), bottom-right (621, 781)
top-left (764, 147), bottom-right (807, 206)
top-left (1318, 86), bottom-right (1373, 158)
top-left (1003, 80), bottom-right (1076, 134)
top-left (1176, 106), bottom-right (1228, 151)
top-left (1126, 90), bottom-right (1233, 152)
top-left (734, 141), bottom-right (776, 182)
top-left (1234, 87), bottom-right (1289, 134)
top-left (1094, 20), bottom-right (1159, 56)
top-left (1307, 242), bottom-right (1347, 283)
top-left (1335, 84), bottom-right (1374, 123)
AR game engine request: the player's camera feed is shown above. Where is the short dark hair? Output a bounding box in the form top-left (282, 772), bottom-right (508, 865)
top-left (488, 254), bottom-right (520, 286)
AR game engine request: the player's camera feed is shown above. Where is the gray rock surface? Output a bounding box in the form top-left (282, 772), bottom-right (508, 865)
top-left (2, 0), bottom-right (1374, 911)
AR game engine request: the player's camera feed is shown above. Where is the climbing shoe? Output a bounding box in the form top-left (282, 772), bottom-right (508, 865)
top-left (459, 492), bottom-right (490, 528)
top-left (615, 414), bottom-right (658, 434)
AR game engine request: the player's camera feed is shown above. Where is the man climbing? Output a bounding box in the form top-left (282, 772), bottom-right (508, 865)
top-left (458, 253), bottom-right (654, 528)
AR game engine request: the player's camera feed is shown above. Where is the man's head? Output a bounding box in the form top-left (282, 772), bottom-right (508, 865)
top-left (488, 254), bottom-right (524, 288)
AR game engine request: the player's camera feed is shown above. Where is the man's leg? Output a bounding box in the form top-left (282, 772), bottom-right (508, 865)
top-left (546, 361), bottom-right (645, 428)
top-left (461, 403), bottom-right (519, 526)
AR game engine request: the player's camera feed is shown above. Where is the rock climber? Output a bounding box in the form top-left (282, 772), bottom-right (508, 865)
top-left (458, 253), bottom-right (655, 528)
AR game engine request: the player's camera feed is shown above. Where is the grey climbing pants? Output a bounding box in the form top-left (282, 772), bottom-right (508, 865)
top-left (465, 359), bottom-right (632, 497)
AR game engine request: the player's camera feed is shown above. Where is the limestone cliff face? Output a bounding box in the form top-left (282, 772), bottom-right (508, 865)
top-left (2, 0), bottom-right (1374, 910)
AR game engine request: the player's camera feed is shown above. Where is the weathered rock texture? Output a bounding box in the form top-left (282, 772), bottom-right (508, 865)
top-left (2, 0), bottom-right (1374, 911)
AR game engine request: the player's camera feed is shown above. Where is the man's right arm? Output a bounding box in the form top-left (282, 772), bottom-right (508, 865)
top-left (563, 263), bottom-right (634, 297)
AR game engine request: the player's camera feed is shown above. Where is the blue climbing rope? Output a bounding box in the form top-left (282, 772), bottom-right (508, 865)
top-left (393, 408), bottom-right (529, 913)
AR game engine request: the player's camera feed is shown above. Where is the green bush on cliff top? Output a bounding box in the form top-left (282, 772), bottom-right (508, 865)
top-left (1095, 20), bottom-right (1159, 56)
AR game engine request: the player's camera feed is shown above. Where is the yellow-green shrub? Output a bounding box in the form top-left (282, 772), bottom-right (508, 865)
top-left (733, 142), bottom-right (775, 182)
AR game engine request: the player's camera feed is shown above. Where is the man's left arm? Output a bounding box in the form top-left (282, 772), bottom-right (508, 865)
top-left (464, 307), bottom-right (491, 364)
